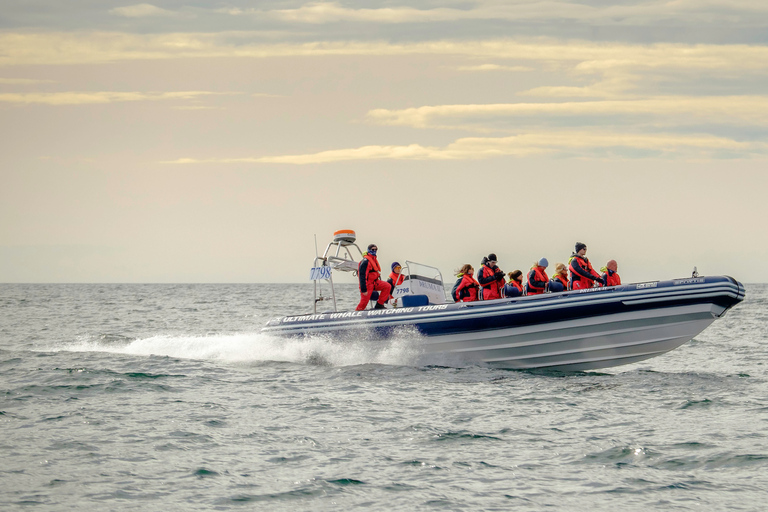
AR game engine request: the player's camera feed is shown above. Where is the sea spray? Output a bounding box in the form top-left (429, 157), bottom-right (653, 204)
top-left (51, 328), bottom-right (431, 367)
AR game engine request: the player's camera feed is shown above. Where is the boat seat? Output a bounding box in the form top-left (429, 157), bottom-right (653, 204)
top-left (401, 295), bottom-right (429, 307)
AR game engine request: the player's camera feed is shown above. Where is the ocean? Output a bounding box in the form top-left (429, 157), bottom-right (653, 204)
top-left (1, 283), bottom-right (766, 511)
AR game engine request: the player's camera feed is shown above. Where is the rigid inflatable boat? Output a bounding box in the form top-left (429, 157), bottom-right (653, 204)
top-left (262, 231), bottom-right (745, 371)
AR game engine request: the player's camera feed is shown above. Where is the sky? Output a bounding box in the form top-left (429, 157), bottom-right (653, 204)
top-left (1, 1), bottom-right (767, 284)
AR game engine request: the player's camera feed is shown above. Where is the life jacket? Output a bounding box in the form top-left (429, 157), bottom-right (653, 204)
top-left (551, 273), bottom-right (568, 289)
top-left (478, 264), bottom-right (503, 300)
top-left (453, 273), bottom-right (479, 302)
top-left (569, 255), bottom-right (600, 290)
top-left (527, 266), bottom-right (549, 295)
top-left (360, 253), bottom-right (381, 282)
top-left (388, 271), bottom-right (405, 286)
top-left (504, 279), bottom-right (524, 297)
top-left (601, 268), bottom-right (621, 287)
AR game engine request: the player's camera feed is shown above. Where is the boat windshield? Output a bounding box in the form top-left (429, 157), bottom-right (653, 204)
top-left (398, 261), bottom-right (447, 305)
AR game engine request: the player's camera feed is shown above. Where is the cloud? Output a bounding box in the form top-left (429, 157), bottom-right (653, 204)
top-left (110, 4), bottom-right (178, 18)
top-left (171, 105), bottom-right (221, 110)
top-left (367, 96), bottom-right (768, 130)
top-left (0, 78), bottom-right (55, 85)
top-left (0, 91), bottom-right (223, 106)
top-left (266, 2), bottom-right (437, 23)
top-left (163, 131), bottom-right (767, 164)
top-left (2, 32), bottom-right (768, 72)
top-left (261, 2), bottom-right (505, 24)
top-left (2, 31), bottom-right (767, 90)
top-left (456, 64), bottom-right (534, 72)
top-left (227, 1), bottom-right (768, 25)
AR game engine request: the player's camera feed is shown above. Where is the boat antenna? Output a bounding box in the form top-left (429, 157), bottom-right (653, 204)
top-left (313, 234), bottom-right (323, 306)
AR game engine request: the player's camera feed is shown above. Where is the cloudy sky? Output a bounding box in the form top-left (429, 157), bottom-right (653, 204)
top-left (1, 1), bottom-right (767, 284)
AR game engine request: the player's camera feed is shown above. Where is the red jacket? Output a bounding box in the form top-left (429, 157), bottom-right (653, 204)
top-left (478, 264), bottom-right (504, 300)
top-left (527, 266), bottom-right (549, 295)
top-left (603, 270), bottom-right (621, 287)
top-left (455, 273), bottom-right (480, 302)
top-left (569, 255), bottom-right (602, 290)
top-left (551, 273), bottom-right (568, 289)
top-left (358, 254), bottom-right (381, 293)
top-left (388, 271), bottom-right (405, 286)
top-left (505, 280), bottom-right (524, 297)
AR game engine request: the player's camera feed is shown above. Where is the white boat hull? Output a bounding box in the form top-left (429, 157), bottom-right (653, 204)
top-left (423, 303), bottom-right (723, 371)
top-left (264, 276), bottom-right (744, 371)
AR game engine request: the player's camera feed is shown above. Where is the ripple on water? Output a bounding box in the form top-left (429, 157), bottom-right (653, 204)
top-left (265, 455), bottom-right (311, 463)
top-left (327, 478), bottom-right (365, 485)
top-left (651, 452), bottom-right (768, 471)
top-left (219, 488), bottom-right (325, 504)
top-left (679, 398), bottom-right (716, 409)
top-left (431, 431), bottom-right (503, 442)
top-left (401, 460), bottom-right (441, 468)
top-left (193, 468), bottom-right (220, 478)
top-left (122, 372), bottom-right (186, 380)
top-left (582, 445), bottom-right (655, 467)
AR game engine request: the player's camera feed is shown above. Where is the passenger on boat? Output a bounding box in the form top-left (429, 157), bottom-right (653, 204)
top-left (569, 243), bottom-right (605, 290)
top-left (477, 254), bottom-right (505, 300)
top-left (549, 263), bottom-right (569, 292)
top-left (601, 260), bottom-right (622, 287)
top-left (387, 262), bottom-right (405, 295)
top-left (526, 258), bottom-right (550, 295)
top-left (504, 270), bottom-right (524, 297)
top-left (355, 244), bottom-right (391, 311)
top-left (387, 262), bottom-right (405, 307)
top-left (452, 264), bottom-right (480, 302)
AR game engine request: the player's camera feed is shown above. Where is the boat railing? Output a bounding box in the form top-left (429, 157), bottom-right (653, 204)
top-left (310, 236), bottom-right (364, 314)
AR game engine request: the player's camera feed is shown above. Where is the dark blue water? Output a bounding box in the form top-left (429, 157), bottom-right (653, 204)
top-left (1, 283), bottom-right (766, 510)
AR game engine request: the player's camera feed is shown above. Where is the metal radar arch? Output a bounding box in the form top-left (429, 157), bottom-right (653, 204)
top-left (310, 229), bottom-right (364, 313)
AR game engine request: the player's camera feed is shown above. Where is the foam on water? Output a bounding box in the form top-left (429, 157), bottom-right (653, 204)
top-left (52, 329), bottom-right (430, 367)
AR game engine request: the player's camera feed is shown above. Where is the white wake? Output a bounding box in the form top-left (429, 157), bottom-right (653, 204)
top-left (53, 329), bottom-right (434, 367)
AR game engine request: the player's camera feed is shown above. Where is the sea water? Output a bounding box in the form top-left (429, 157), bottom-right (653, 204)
top-left (1, 283), bottom-right (766, 511)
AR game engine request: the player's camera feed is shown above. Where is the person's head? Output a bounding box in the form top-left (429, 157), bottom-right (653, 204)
top-left (509, 270), bottom-right (523, 282)
top-left (486, 253), bottom-right (498, 266)
top-left (575, 242), bottom-right (587, 256)
top-left (367, 243), bottom-right (378, 256)
top-left (606, 260), bottom-right (618, 272)
top-left (391, 262), bottom-right (402, 273)
top-left (458, 263), bottom-right (473, 276)
top-left (537, 257), bottom-right (549, 268)
top-left (555, 262), bottom-right (567, 275)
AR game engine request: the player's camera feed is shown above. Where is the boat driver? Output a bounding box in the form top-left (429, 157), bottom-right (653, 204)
top-left (568, 243), bottom-right (605, 289)
top-left (355, 244), bottom-right (391, 311)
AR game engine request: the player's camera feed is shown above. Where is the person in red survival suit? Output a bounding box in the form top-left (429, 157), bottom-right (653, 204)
top-left (504, 270), bottom-right (524, 297)
top-left (549, 262), bottom-right (569, 292)
top-left (601, 259), bottom-right (622, 287)
top-left (386, 261), bottom-right (406, 306)
top-left (526, 258), bottom-right (550, 295)
top-left (477, 253), bottom-right (505, 300)
top-left (387, 262), bottom-right (405, 296)
top-left (452, 264), bottom-right (480, 302)
top-left (569, 242), bottom-right (605, 290)
top-left (355, 244), bottom-right (391, 311)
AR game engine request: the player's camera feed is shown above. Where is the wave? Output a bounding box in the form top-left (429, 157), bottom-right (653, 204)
top-left (49, 327), bottom-right (442, 368)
